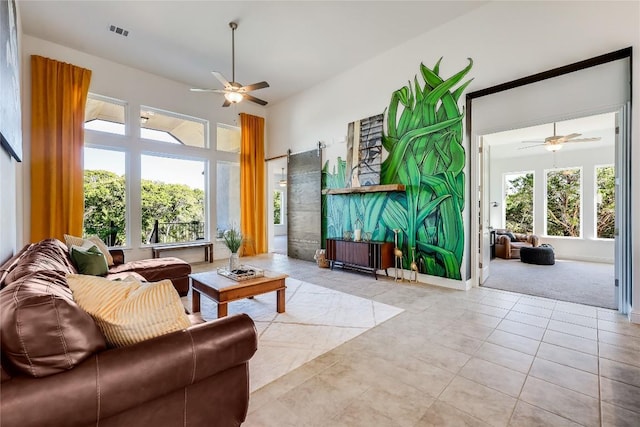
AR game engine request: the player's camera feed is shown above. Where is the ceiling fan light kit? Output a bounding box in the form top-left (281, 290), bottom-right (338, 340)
top-left (190, 21), bottom-right (270, 107)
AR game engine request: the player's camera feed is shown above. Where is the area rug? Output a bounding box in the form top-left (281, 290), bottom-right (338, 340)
top-left (483, 258), bottom-right (616, 309)
top-left (182, 277), bottom-right (403, 392)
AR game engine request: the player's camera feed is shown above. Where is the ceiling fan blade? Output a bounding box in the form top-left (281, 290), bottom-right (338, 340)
top-left (563, 133), bottom-right (582, 140)
top-left (222, 99), bottom-right (231, 108)
top-left (244, 94), bottom-right (268, 106)
top-left (518, 144), bottom-right (545, 150)
top-left (211, 71), bottom-right (232, 89)
top-left (564, 137), bottom-right (601, 143)
top-left (190, 88), bottom-right (218, 92)
top-left (240, 81), bottom-right (270, 92)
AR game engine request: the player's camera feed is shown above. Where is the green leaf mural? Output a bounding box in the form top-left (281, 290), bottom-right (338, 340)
top-left (322, 58), bottom-right (472, 280)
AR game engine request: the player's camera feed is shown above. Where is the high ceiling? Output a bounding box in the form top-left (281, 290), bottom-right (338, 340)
top-left (18, 1), bottom-right (487, 106)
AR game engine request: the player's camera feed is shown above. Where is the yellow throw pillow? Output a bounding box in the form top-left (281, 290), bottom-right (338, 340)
top-left (66, 274), bottom-right (191, 348)
top-left (64, 234), bottom-right (114, 266)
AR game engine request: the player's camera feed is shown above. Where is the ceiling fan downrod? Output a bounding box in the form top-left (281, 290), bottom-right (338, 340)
top-left (230, 21), bottom-right (237, 84)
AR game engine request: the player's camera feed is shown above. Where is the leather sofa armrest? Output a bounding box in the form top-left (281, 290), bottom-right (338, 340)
top-left (109, 249), bottom-right (125, 265)
top-left (529, 235), bottom-right (540, 247)
top-left (496, 235), bottom-right (510, 245)
top-left (0, 314), bottom-right (257, 427)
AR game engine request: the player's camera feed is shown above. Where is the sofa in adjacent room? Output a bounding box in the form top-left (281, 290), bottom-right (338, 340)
top-left (495, 230), bottom-right (540, 260)
top-left (0, 238), bottom-right (258, 427)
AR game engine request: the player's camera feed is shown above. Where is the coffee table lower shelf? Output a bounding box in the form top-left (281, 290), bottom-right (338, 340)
top-left (190, 270), bottom-right (288, 318)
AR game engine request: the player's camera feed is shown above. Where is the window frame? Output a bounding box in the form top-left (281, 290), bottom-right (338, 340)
top-left (140, 105), bottom-right (210, 148)
top-left (84, 93), bottom-right (129, 137)
top-left (215, 159), bottom-right (241, 241)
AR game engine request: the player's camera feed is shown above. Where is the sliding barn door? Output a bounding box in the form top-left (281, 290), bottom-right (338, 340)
top-left (287, 150), bottom-right (321, 261)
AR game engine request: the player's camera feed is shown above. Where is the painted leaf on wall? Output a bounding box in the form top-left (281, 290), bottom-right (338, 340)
top-left (322, 58), bottom-right (472, 280)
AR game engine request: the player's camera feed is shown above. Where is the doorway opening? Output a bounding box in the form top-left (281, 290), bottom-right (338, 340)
top-left (480, 112), bottom-right (617, 309)
top-left (467, 47), bottom-right (632, 315)
top-left (267, 157), bottom-right (288, 255)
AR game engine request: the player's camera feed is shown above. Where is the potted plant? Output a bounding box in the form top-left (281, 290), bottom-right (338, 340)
top-left (223, 226), bottom-right (242, 271)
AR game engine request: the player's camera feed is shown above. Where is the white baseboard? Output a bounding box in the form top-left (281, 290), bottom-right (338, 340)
top-left (556, 255), bottom-right (614, 264)
top-left (390, 268), bottom-right (469, 291)
top-left (629, 307), bottom-right (640, 325)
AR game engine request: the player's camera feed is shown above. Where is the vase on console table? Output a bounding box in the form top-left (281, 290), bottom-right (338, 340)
top-left (229, 252), bottom-right (239, 272)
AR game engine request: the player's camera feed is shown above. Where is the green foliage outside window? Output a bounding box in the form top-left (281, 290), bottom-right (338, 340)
top-left (597, 166), bottom-right (615, 239)
top-left (273, 191), bottom-right (282, 225)
top-left (84, 170), bottom-right (126, 245)
top-left (83, 170), bottom-right (205, 245)
top-left (546, 168), bottom-right (581, 237)
top-left (504, 173), bottom-right (533, 233)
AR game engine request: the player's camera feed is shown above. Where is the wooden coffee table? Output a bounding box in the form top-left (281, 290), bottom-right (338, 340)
top-left (189, 270), bottom-right (288, 318)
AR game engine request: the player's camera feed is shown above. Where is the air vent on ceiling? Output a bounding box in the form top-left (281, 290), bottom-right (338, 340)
top-left (109, 25), bottom-right (129, 37)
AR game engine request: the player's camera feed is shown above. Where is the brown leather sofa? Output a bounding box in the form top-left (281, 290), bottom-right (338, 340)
top-left (108, 248), bottom-right (191, 296)
top-left (0, 239), bottom-right (258, 427)
top-left (495, 231), bottom-right (540, 259)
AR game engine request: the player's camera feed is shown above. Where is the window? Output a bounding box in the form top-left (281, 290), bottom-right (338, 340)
top-left (141, 155), bottom-right (206, 244)
top-left (216, 161), bottom-right (240, 236)
top-left (504, 172), bottom-right (533, 233)
top-left (596, 165), bottom-right (615, 239)
top-left (84, 94), bottom-right (126, 135)
top-left (217, 123), bottom-right (241, 153)
top-left (140, 107), bottom-right (208, 148)
top-left (273, 191), bottom-right (283, 225)
top-left (83, 147), bottom-right (126, 246)
top-left (546, 168), bottom-right (581, 237)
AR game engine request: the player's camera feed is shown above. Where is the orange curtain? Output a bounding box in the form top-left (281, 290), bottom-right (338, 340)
top-left (30, 55), bottom-right (92, 242)
top-left (239, 113), bottom-right (266, 255)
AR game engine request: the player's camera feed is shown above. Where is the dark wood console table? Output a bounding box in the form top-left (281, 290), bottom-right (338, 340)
top-left (325, 238), bottom-right (394, 279)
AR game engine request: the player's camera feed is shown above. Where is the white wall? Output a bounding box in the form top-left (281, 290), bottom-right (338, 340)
top-left (0, 150), bottom-right (18, 264)
top-left (1, 1), bottom-right (23, 264)
top-left (266, 2), bottom-right (640, 308)
top-left (20, 35), bottom-right (267, 262)
top-left (489, 145), bottom-right (615, 263)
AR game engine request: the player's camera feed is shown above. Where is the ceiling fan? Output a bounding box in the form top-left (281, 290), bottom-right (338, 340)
top-left (190, 22), bottom-right (269, 107)
top-left (520, 122), bottom-right (601, 152)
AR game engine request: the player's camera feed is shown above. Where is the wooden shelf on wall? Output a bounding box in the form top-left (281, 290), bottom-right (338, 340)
top-left (321, 184), bottom-right (405, 195)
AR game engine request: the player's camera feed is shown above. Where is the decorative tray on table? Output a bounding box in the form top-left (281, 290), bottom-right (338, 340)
top-left (216, 265), bottom-right (264, 281)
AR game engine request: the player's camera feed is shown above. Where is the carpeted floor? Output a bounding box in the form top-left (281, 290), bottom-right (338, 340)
top-left (483, 258), bottom-right (616, 309)
top-left (182, 271), bottom-right (403, 391)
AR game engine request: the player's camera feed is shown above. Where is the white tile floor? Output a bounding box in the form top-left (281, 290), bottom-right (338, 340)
top-left (194, 254), bottom-right (640, 426)
top-left (184, 276), bottom-right (403, 391)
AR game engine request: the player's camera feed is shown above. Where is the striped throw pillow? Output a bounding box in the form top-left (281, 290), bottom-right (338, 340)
top-left (66, 274), bottom-right (190, 347)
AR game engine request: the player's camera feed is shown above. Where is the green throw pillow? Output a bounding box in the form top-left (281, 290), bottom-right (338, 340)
top-left (70, 245), bottom-right (108, 276)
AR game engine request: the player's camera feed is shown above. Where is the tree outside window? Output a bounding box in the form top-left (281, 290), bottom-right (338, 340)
top-left (83, 148), bottom-right (126, 246)
top-left (504, 172), bottom-right (533, 233)
top-left (546, 168), bottom-right (581, 237)
top-left (141, 155), bottom-right (206, 244)
top-left (596, 165), bottom-right (615, 239)
top-left (273, 191), bottom-right (282, 225)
